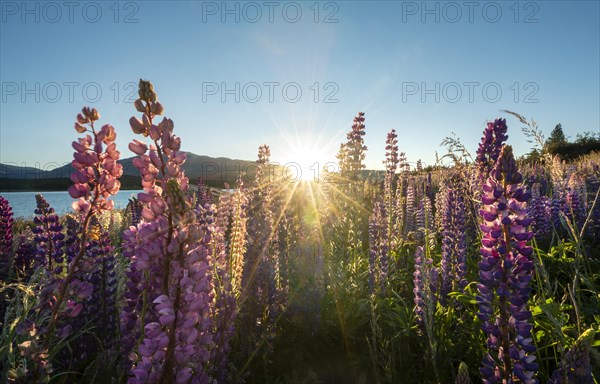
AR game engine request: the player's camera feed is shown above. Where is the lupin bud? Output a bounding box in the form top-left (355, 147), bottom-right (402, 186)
top-left (91, 108), bottom-right (100, 121)
top-left (82, 107), bottom-right (100, 121)
top-left (138, 79), bottom-right (157, 102)
top-left (492, 145), bottom-right (522, 185)
top-left (158, 117), bottom-right (174, 133)
top-left (134, 99), bottom-right (146, 113)
top-left (77, 113), bottom-right (89, 124)
top-left (548, 328), bottom-right (596, 384)
top-left (82, 107), bottom-right (92, 119)
top-left (98, 124), bottom-right (116, 143)
top-left (150, 101), bottom-right (164, 115)
top-left (74, 122), bottom-right (86, 133)
top-left (455, 362), bottom-right (471, 384)
top-left (130, 116), bottom-right (146, 135)
top-left (142, 113), bottom-right (152, 129)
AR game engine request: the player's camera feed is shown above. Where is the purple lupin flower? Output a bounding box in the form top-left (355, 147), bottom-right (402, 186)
top-left (243, 145), bottom-right (281, 309)
top-left (453, 191), bottom-right (468, 291)
top-left (550, 191), bottom-right (567, 235)
top-left (54, 220), bottom-right (116, 369)
top-left (426, 171), bottom-right (433, 201)
top-left (88, 226), bottom-right (118, 346)
top-left (196, 177), bottom-right (213, 208)
top-left (434, 186), bottom-right (448, 235)
top-left (121, 80), bottom-right (215, 383)
top-left (404, 183), bottom-right (416, 236)
top-left (32, 194), bottom-right (65, 275)
top-left (413, 246), bottom-right (427, 330)
top-left (477, 145), bottom-right (538, 384)
top-left (0, 195), bottom-right (14, 280)
top-left (276, 197), bottom-right (299, 298)
top-left (210, 191), bottom-right (242, 383)
top-left (565, 174), bottom-right (587, 232)
top-left (12, 229), bottom-right (36, 280)
top-left (475, 118), bottom-right (509, 184)
top-left (0, 195), bottom-right (14, 331)
top-left (368, 201), bottom-right (389, 295)
top-left (456, 361), bottom-right (472, 384)
top-left (63, 214), bottom-right (82, 265)
top-left (120, 219), bottom-right (163, 364)
top-left (383, 129), bottom-right (399, 237)
top-left (239, 145), bottom-right (283, 361)
top-left (126, 197), bottom-right (143, 227)
top-left (586, 174), bottom-right (600, 240)
top-left (415, 191), bottom-right (434, 243)
top-left (205, 179), bottom-right (248, 384)
top-left (18, 106), bottom-right (121, 383)
top-left (229, 179), bottom-right (248, 298)
top-left (346, 112), bottom-right (367, 185)
top-left (547, 328), bottom-right (595, 384)
top-left (528, 183), bottom-right (551, 239)
top-left (70, 108), bottom-right (122, 214)
top-left (586, 174), bottom-right (600, 239)
top-left (413, 246), bottom-right (438, 333)
top-left (440, 183), bottom-right (467, 303)
top-left (368, 233), bottom-right (377, 295)
top-left (393, 175), bottom-right (406, 245)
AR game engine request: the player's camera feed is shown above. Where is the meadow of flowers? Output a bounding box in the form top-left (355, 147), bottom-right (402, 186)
top-left (0, 80), bottom-right (599, 383)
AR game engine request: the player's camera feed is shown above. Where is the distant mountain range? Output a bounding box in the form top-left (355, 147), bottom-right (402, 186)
top-left (0, 153), bottom-right (387, 192)
top-left (0, 153), bottom-right (259, 191)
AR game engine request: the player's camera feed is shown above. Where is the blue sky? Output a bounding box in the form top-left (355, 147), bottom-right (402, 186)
top-left (1, 0), bottom-right (599, 174)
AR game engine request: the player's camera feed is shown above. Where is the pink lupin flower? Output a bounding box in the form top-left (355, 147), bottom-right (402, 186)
top-left (27, 106), bottom-right (123, 382)
top-left (121, 80), bottom-right (216, 383)
top-left (129, 139), bottom-right (148, 155)
top-left (68, 108), bottom-right (122, 215)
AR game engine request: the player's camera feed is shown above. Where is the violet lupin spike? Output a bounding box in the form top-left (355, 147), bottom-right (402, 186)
top-left (209, 196), bottom-right (237, 383)
top-left (529, 183), bottom-right (551, 239)
top-left (0, 195), bottom-right (14, 280)
top-left (12, 229), bottom-right (36, 280)
top-left (197, 177), bottom-right (213, 208)
top-left (475, 118), bottom-right (509, 185)
top-left (477, 145), bottom-right (538, 384)
top-left (413, 246), bottom-right (437, 333)
top-left (547, 328), bottom-right (595, 384)
top-left (404, 183), bottom-right (416, 236)
top-left (440, 182), bottom-right (468, 303)
top-left (121, 80), bottom-right (215, 383)
top-left (367, 201), bottom-right (389, 294)
top-left (455, 361), bottom-right (472, 384)
top-left (32, 194), bottom-right (65, 275)
top-left (383, 129), bottom-right (399, 240)
top-left (229, 179), bottom-right (248, 299)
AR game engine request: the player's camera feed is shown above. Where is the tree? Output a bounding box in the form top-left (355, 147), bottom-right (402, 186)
top-left (575, 131), bottom-right (600, 145)
top-left (546, 123), bottom-right (567, 146)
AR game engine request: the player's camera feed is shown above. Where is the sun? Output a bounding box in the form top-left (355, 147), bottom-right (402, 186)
top-left (281, 144), bottom-right (331, 182)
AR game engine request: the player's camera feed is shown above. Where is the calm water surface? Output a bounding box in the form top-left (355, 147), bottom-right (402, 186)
top-left (0, 190), bottom-right (143, 218)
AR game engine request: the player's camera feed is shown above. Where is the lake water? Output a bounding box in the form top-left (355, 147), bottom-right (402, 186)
top-left (0, 190), bottom-right (144, 219)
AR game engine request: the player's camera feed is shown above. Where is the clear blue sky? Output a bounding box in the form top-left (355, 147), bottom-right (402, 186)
top-left (1, 0), bottom-right (599, 172)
